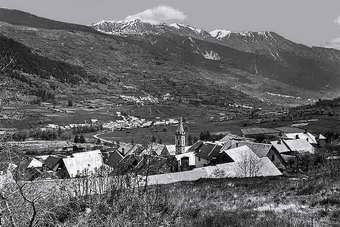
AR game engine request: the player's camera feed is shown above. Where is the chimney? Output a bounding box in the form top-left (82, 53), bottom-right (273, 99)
top-left (304, 129), bottom-right (307, 134)
top-left (277, 139), bottom-right (281, 144)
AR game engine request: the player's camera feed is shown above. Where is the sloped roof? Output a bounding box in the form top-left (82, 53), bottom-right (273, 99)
top-left (270, 140), bottom-right (290, 153)
top-left (45, 156), bottom-right (62, 170)
top-left (165, 145), bottom-right (176, 155)
top-left (141, 143), bottom-right (168, 156)
top-left (196, 143), bottom-right (217, 159)
top-left (134, 156), bottom-right (177, 175)
top-left (117, 143), bottom-right (135, 155)
top-left (219, 134), bottom-right (245, 143)
top-left (223, 145), bottom-right (260, 162)
top-left (188, 141), bottom-right (204, 152)
top-left (318, 134), bottom-right (327, 140)
top-left (62, 150), bottom-right (103, 178)
top-left (104, 150), bottom-right (124, 168)
top-left (241, 128), bottom-right (279, 136)
top-left (147, 168), bottom-right (208, 185)
top-left (146, 157), bottom-right (282, 185)
top-left (236, 141), bottom-right (273, 158)
top-left (205, 157), bottom-right (282, 178)
top-left (27, 158), bottom-right (43, 168)
top-left (187, 141), bottom-right (222, 160)
top-left (285, 132), bottom-right (317, 144)
top-left (125, 144), bottom-right (144, 156)
top-left (284, 139), bottom-right (315, 153)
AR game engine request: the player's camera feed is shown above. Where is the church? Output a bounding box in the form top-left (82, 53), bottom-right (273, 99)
top-left (175, 117), bottom-right (186, 155)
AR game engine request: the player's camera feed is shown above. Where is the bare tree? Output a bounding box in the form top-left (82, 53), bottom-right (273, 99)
top-left (237, 154), bottom-right (263, 177)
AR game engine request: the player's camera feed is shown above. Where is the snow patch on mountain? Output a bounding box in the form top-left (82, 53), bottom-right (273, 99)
top-left (169, 23), bottom-right (203, 33)
top-left (203, 50), bottom-right (221, 61)
top-left (210, 29), bottom-right (231, 39)
top-left (169, 23), bottom-right (181, 29)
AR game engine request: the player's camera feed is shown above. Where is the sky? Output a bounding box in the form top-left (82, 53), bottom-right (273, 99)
top-left (1, 0), bottom-right (340, 49)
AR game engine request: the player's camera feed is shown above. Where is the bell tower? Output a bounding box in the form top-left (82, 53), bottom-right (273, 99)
top-left (175, 117), bottom-right (186, 154)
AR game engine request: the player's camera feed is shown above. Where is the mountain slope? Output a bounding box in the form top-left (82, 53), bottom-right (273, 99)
top-left (93, 20), bottom-right (340, 92)
top-left (210, 30), bottom-right (340, 63)
top-left (0, 17), bottom-right (262, 109)
top-left (0, 8), bottom-right (339, 109)
top-left (0, 34), bottom-right (87, 83)
top-left (0, 8), bottom-right (98, 34)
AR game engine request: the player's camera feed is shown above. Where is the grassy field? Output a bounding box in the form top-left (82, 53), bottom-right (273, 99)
top-left (55, 175), bottom-right (340, 226)
top-left (97, 115), bottom-right (340, 145)
top-left (98, 119), bottom-right (247, 145)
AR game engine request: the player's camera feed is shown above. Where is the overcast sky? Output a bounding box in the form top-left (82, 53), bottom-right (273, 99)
top-left (2, 0), bottom-right (340, 49)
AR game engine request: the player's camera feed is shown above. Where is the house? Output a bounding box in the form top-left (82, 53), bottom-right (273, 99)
top-left (117, 143), bottom-right (135, 156)
top-left (219, 133), bottom-right (246, 145)
top-left (285, 132), bottom-right (317, 145)
top-left (140, 143), bottom-right (170, 156)
top-left (125, 144), bottom-right (145, 156)
top-left (134, 156), bottom-right (178, 175)
top-left (222, 145), bottom-right (259, 162)
top-left (27, 158), bottom-right (44, 169)
top-left (233, 141), bottom-right (286, 169)
top-left (147, 156), bottom-right (282, 185)
top-left (317, 134), bottom-right (327, 147)
top-left (175, 152), bottom-right (209, 171)
top-left (271, 139), bottom-right (315, 155)
top-left (44, 156), bottom-right (63, 171)
top-left (188, 141), bottom-right (232, 165)
top-left (117, 154), bottom-right (143, 174)
top-left (57, 150), bottom-right (104, 178)
top-left (102, 149), bottom-right (124, 169)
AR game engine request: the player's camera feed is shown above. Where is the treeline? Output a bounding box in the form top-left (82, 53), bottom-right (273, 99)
top-left (6, 124), bottom-right (103, 142)
top-left (199, 131), bottom-right (224, 142)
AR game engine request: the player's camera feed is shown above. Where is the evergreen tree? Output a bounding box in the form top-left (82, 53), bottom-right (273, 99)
top-left (96, 138), bottom-right (101, 145)
top-left (74, 135), bottom-right (80, 143)
top-left (151, 135), bottom-right (157, 143)
top-left (79, 135), bottom-right (86, 143)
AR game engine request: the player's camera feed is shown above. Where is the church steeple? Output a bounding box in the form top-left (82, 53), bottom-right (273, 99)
top-left (175, 117), bottom-right (186, 154)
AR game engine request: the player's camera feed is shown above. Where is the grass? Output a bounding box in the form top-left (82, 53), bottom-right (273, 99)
top-left (43, 176), bottom-right (338, 226)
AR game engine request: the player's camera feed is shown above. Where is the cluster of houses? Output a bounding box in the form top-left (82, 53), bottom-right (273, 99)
top-left (102, 112), bottom-right (179, 131)
top-left (22, 118), bottom-right (328, 182)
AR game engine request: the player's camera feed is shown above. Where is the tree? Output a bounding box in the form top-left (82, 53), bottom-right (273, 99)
top-left (199, 131), bottom-right (211, 141)
top-left (67, 99), bottom-right (73, 107)
top-left (151, 135), bottom-right (156, 143)
top-left (96, 138), bottom-right (101, 145)
top-left (79, 135), bottom-right (86, 143)
top-left (237, 153), bottom-right (263, 177)
top-left (74, 135), bottom-right (80, 143)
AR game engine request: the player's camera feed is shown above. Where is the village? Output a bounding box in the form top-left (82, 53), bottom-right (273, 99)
top-left (2, 114), bottom-right (337, 186)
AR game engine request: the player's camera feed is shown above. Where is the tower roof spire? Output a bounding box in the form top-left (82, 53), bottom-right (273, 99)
top-left (177, 117), bottom-right (185, 134)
